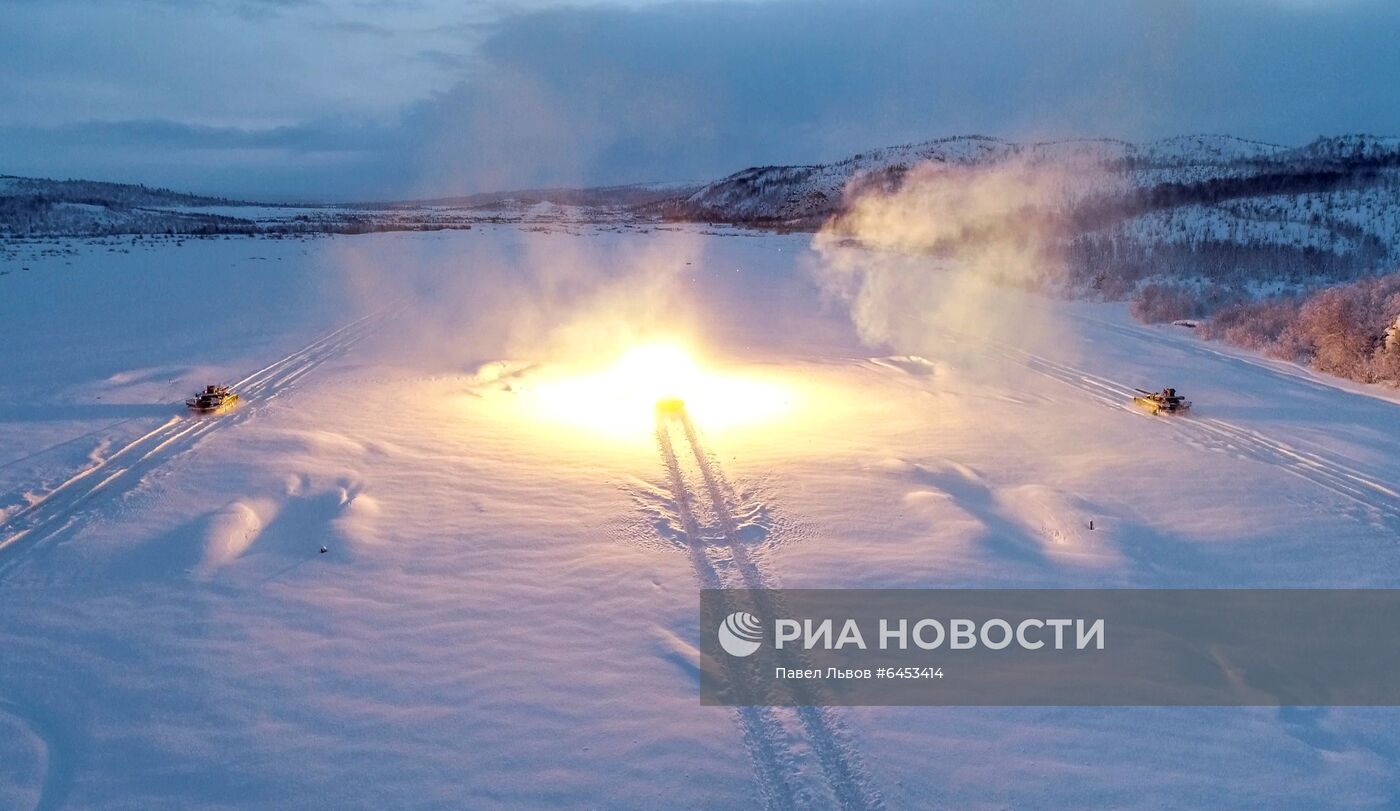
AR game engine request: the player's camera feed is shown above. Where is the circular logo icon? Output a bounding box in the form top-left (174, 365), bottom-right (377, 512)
top-left (718, 611), bottom-right (763, 657)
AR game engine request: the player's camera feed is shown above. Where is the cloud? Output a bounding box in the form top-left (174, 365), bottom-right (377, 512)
top-left (811, 155), bottom-right (1094, 354)
top-left (4, 0), bottom-right (1400, 198)
top-left (0, 118), bottom-right (411, 200)
top-left (416, 49), bottom-right (471, 70)
top-left (0, 119), bottom-right (391, 152)
top-left (322, 20), bottom-right (397, 38)
top-left (390, 0), bottom-right (1400, 198)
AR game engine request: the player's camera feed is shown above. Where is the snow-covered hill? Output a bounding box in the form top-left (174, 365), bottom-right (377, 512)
top-left (651, 134), bottom-right (1400, 317)
top-left (660, 134), bottom-right (1400, 227)
top-left (0, 176), bottom-right (259, 237)
top-left (0, 176), bottom-right (698, 238)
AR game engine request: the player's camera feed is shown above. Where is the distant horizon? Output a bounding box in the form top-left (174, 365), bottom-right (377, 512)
top-left (8, 129), bottom-right (1399, 205)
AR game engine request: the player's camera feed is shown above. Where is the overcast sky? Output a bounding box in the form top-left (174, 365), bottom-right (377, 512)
top-left (3, 0), bottom-right (1398, 200)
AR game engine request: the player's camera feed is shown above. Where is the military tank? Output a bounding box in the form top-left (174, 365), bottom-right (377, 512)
top-left (186, 384), bottom-right (239, 414)
top-left (655, 397), bottom-right (687, 417)
top-left (1133, 387), bottom-right (1190, 415)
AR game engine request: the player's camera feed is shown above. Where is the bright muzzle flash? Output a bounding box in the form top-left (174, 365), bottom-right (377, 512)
top-left (521, 342), bottom-right (791, 441)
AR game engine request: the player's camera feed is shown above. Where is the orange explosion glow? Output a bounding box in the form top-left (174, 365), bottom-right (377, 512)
top-left (520, 343), bottom-right (792, 442)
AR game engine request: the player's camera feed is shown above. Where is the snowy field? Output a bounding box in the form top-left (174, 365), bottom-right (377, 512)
top-left (3, 226), bottom-right (1400, 809)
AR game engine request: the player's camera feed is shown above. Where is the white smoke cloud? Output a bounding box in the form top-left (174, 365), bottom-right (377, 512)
top-left (331, 226), bottom-right (707, 373)
top-left (810, 157), bottom-right (1096, 356)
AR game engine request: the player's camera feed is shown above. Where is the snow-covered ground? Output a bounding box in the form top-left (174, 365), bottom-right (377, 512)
top-left (3, 226), bottom-right (1400, 809)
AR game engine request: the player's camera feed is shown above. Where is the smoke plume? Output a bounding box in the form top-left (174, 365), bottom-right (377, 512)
top-left (330, 226), bottom-right (707, 374)
top-left (811, 157), bottom-right (1094, 355)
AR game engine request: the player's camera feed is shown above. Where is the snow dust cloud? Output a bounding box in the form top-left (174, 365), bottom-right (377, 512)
top-left (330, 227), bottom-right (708, 373)
top-left (313, 35), bottom-right (725, 377)
top-left (811, 158), bottom-right (1096, 357)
